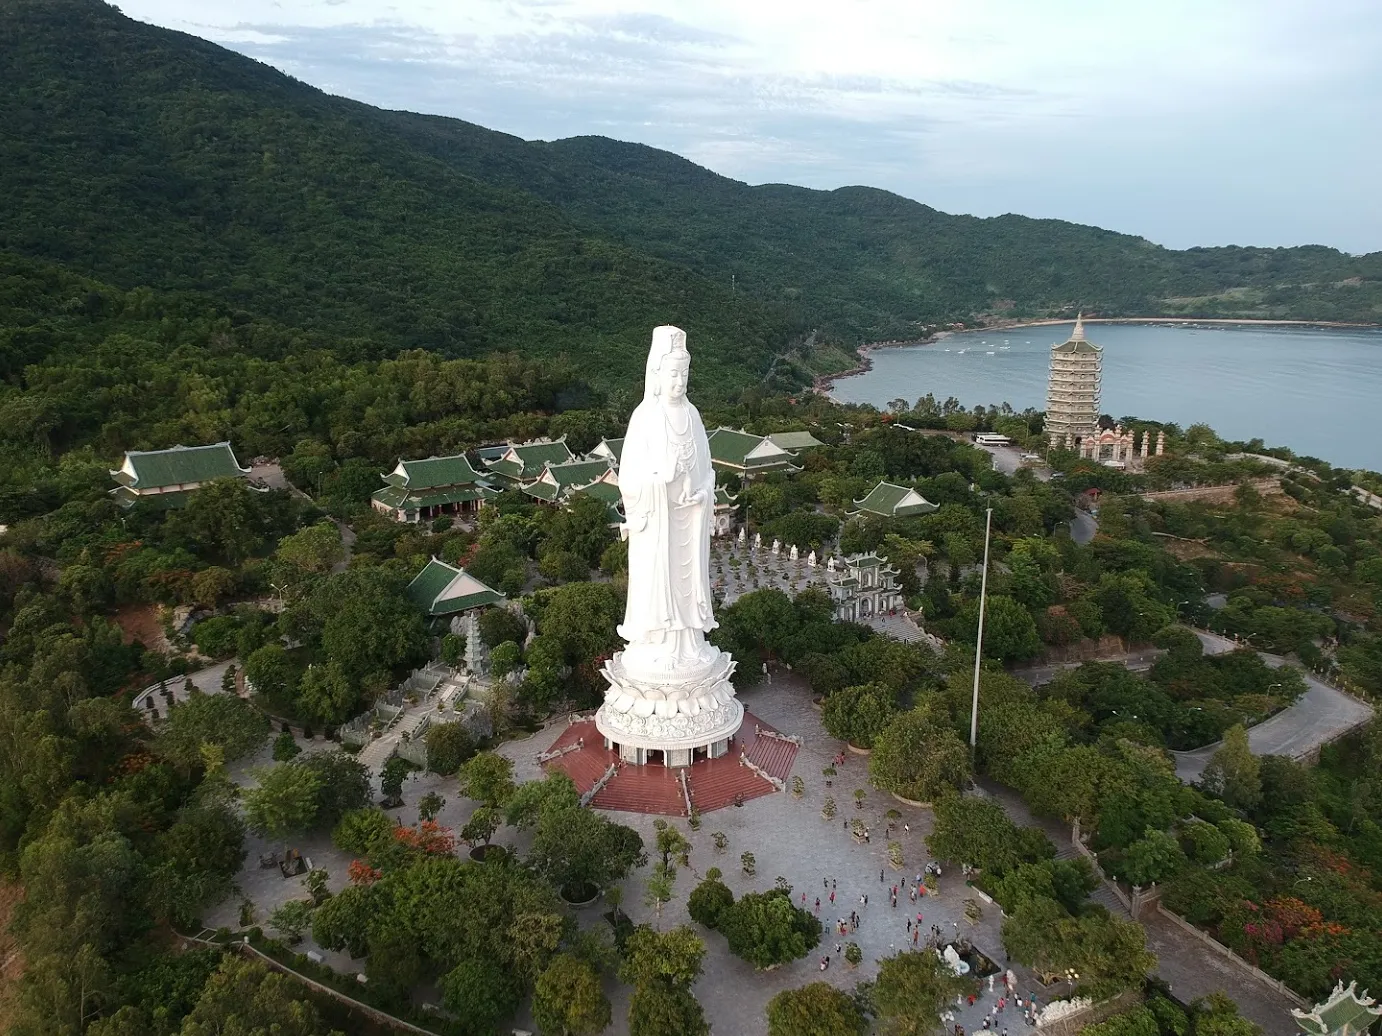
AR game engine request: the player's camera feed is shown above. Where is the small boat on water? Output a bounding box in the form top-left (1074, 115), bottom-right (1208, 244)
top-left (986, 350), bottom-right (995, 355)
top-left (958, 349), bottom-right (967, 354)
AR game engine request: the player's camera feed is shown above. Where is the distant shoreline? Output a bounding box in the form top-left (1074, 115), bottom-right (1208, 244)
top-left (812, 315), bottom-right (1382, 396)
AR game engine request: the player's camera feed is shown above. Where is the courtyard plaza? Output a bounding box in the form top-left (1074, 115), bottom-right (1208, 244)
top-left (211, 672), bottom-right (1302, 1036)
top-left (212, 676), bottom-right (1028, 1036)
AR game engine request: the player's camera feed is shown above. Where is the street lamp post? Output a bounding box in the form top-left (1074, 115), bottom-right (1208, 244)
top-left (970, 506), bottom-right (994, 752)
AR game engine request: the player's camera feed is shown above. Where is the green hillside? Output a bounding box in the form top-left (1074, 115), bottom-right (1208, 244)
top-left (0, 0), bottom-right (794, 395)
top-left (1, 0), bottom-right (1379, 396)
top-left (384, 120), bottom-right (1382, 336)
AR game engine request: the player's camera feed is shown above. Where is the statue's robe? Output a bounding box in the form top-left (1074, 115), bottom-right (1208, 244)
top-left (617, 398), bottom-right (717, 647)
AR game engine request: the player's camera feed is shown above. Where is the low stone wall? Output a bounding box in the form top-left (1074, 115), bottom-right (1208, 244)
top-left (1035, 989), bottom-right (1142, 1036)
top-left (1139, 478), bottom-right (1281, 506)
top-left (1154, 905), bottom-right (1308, 1009)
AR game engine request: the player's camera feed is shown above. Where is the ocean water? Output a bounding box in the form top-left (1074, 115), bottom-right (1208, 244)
top-left (828, 322), bottom-right (1382, 471)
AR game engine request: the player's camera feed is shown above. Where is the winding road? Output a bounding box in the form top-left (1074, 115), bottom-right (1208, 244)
top-left (1171, 631), bottom-right (1373, 782)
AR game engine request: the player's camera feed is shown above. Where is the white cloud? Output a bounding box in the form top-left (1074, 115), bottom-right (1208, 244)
top-left (116, 0), bottom-right (1382, 251)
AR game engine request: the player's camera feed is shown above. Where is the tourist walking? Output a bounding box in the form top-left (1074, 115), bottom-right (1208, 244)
top-left (814, 897), bottom-right (820, 913)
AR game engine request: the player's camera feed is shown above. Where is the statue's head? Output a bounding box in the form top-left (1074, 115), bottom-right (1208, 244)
top-left (644, 325), bottom-right (690, 402)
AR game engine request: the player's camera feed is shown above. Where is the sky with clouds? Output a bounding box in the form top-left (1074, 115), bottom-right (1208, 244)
top-left (117, 0), bottom-right (1381, 253)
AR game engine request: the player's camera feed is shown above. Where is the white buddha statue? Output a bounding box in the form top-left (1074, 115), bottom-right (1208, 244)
top-left (616, 326), bottom-right (719, 678)
top-left (596, 328), bottom-right (742, 752)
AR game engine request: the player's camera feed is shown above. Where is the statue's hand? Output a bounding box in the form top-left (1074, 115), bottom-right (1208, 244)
top-left (679, 489), bottom-right (707, 507)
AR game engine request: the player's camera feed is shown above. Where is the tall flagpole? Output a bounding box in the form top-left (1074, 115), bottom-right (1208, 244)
top-left (970, 506), bottom-right (993, 752)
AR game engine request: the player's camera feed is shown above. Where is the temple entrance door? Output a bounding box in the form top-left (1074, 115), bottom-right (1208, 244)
top-left (646, 749), bottom-right (665, 767)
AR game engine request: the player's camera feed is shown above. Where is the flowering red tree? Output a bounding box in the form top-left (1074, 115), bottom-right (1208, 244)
top-left (347, 859), bottom-right (382, 885)
top-left (392, 820), bottom-right (456, 856)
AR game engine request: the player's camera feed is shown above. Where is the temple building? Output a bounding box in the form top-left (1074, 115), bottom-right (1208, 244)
top-left (851, 480), bottom-right (939, 519)
top-left (707, 428), bottom-right (802, 479)
top-left (586, 437), bottom-right (624, 468)
top-left (713, 485), bottom-right (739, 536)
top-left (482, 437), bottom-right (574, 488)
top-left (110, 442), bottom-right (252, 508)
top-left (826, 552), bottom-right (904, 622)
top-left (571, 474), bottom-right (625, 527)
top-left (765, 430), bottom-right (826, 453)
top-left (406, 557), bottom-right (505, 628)
top-left (1292, 981), bottom-right (1382, 1036)
top-left (1075, 425), bottom-right (1165, 470)
top-left (1046, 314), bottom-right (1102, 446)
top-left (370, 454), bottom-right (499, 523)
top-left (520, 457), bottom-right (613, 504)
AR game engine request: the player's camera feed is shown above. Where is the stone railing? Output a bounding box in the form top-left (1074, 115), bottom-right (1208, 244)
top-left (739, 752), bottom-right (785, 791)
top-left (679, 769), bottom-right (693, 816)
top-left (756, 726), bottom-right (803, 746)
top-left (1154, 904), bottom-right (1308, 1008)
top-left (1070, 819), bottom-right (1133, 914)
top-left (581, 763), bottom-right (617, 807)
top-left (537, 738), bottom-right (584, 764)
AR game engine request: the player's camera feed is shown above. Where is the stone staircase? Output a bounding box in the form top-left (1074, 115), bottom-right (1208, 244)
top-left (677, 758), bottom-right (777, 813)
top-left (358, 734), bottom-right (397, 773)
top-left (745, 735), bottom-right (798, 782)
top-left (591, 765), bottom-right (685, 815)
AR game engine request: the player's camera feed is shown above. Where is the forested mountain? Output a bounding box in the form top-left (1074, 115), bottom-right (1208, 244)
top-left (2, 0), bottom-right (1379, 395)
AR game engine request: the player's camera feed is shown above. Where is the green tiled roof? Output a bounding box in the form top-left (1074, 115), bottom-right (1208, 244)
top-left (114, 442), bottom-right (249, 490)
top-left (522, 481), bottom-right (560, 502)
top-left (373, 483), bottom-right (497, 513)
top-left (841, 552), bottom-right (892, 571)
top-left (714, 486), bottom-right (738, 506)
top-left (392, 454), bottom-right (485, 491)
top-left (708, 428), bottom-right (763, 466)
top-left (592, 437), bottom-right (625, 462)
top-left (372, 485), bottom-right (408, 510)
top-left (485, 459), bottom-right (524, 482)
top-left (767, 430), bottom-right (825, 450)
top-left (573, 481), bottom-right (625, 524)
top-left (408, 486), bottom-right (497, 510)
top-left (853, 481), bottom-right (939, 517)
top-left (406, 558), bottom-right (505, 616)
top-left (545, 458), bottom-right (610, 489)
top-left (1293, 981), bottom-right (1382, 1036)
top-left (486, 439), bottom-right (574, 480)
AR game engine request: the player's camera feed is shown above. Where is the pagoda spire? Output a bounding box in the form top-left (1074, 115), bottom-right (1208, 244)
top-left (1071, 311), bottom-right (1086, 342)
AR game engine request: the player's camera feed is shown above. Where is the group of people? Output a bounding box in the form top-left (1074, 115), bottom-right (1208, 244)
top-left (955, 972), bottom-right (1040, 1033)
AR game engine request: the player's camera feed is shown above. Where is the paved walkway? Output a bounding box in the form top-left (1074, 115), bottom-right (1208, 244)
top-left (975, 781), bottom-right (1298, 1036)
top-left (132, 659), bottom-right (236, 714)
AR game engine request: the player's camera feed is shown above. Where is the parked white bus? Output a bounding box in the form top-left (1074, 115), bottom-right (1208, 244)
top-left (973, 433), bottom-right (1011, 447)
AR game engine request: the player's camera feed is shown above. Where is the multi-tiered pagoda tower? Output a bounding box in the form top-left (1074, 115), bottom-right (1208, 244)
top-left (1045, 314), bottom-right (1102, 448)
